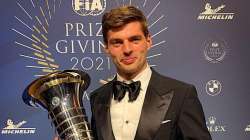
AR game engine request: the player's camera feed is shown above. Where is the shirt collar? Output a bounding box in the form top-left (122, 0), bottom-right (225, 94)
top-left (116, 64), bottom-right (152, 91)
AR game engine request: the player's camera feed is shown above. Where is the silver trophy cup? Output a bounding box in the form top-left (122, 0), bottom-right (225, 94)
top-left (23, 70), bottom-right (94, 140)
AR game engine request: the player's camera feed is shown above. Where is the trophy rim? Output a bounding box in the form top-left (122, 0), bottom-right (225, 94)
top-left (24, 70), bottom-right (90, 108)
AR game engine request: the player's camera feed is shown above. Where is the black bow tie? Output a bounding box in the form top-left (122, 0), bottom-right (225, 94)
top-left (112, 81), bottom-right (141, 102)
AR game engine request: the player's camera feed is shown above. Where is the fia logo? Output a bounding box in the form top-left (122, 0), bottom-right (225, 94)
top-left (203, 39), bottom-right (226, 63)
top-left (1, 119), bottom-right (36, 134)
top-left (72, 0), bottom-right (106, 16)
top-left (206, 116), bottom-right (226, 132)
top-left (205, 80), bottom-right (222, 96)
top-left (198, 3), bottom-right (234, 20)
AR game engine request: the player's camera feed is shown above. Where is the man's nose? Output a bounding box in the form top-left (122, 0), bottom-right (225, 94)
top-left (122, 41), bottom-right (132, 55)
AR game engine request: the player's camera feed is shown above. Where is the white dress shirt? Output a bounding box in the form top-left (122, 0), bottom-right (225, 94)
top-left (110, 65), bottom-right (152, 140)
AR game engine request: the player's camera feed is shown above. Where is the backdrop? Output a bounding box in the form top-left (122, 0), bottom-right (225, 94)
top-left (0, 0), bottom-right (249, 140)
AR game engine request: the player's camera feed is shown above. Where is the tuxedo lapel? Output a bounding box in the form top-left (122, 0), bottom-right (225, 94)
top-left (94, 82), bottom-right (115, 140)
top-left (135, 70), bottom-right (174, 140)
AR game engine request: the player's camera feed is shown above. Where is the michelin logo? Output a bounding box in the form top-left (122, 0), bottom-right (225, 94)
top-left (1, 119), bottom-right (36, 134)
top-left (198, 3), bottom-right (234, 20)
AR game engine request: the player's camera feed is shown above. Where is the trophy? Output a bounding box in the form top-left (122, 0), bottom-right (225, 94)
top-left (22, 70), bottom-right (94, 140)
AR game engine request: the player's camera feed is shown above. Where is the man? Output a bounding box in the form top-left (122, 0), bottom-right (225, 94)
top-left (90, 5), bottom-right (212, 140)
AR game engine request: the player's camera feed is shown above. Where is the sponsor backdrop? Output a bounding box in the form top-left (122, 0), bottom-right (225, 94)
top-left (0, 0), bottom-right (249, 140)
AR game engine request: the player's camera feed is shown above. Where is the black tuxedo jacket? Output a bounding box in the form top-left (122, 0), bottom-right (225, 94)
top-left (90, 70), bottom-right (212, 140)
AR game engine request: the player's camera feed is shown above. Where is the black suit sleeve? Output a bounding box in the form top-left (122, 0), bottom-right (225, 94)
top-left (90, 95), bottom-right (98, 139)
top-left (178, 85), bottom-right (212, 140)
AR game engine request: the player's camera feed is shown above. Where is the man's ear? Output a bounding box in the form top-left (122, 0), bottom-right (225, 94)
top-left (146, 34), bottom-right (152, 50)
top-left (103, 45), bottom-right (110, 55)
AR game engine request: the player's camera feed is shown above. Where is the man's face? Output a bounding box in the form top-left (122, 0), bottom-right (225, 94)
top-left (105, 21), bottom-right (152, 79)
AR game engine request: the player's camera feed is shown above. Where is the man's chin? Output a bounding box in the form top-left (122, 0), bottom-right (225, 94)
top-left (120, 67), bottom-right (139, 76)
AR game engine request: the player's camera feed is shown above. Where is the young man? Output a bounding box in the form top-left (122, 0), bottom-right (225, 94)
top-left (90, 5), bottom-right (212, 140)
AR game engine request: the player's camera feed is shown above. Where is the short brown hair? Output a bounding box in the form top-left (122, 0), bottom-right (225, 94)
top-left (102, 5), bottom-right (149, 44)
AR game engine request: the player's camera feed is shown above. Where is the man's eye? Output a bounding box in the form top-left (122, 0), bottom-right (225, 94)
top-left (110, 40), bottom-right (122, 45)
top-left (130, 36), bottom-right (141, 43)
top-left (132, 38), bottom-right (141, 43)
top-left (110, 41), bottom-right (123, 47)
top-left (114, 41), bottom-right (123, 44)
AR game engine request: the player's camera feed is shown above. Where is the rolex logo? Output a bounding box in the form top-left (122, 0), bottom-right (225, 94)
top-left (245, 125), bottom-right (250, 132)
top-left (208, 116), bottom-right (216, 125)
top-left (206, 116), bottom-right (226, 132)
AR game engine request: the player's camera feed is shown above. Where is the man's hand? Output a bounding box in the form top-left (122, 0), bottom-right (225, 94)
top-left (53, 136), bottom-right (59, 140)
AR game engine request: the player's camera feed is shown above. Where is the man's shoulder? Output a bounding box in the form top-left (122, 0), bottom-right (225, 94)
top-left (152, 70), bottom-right (194, 90)
top-left (90, 81), bottom-right (113, 99)
top-left (152, 71), bottom-right (198, 100)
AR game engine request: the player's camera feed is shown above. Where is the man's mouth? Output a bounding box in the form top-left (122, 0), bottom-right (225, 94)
top-left (121, 57), bottom-right (137, 65)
